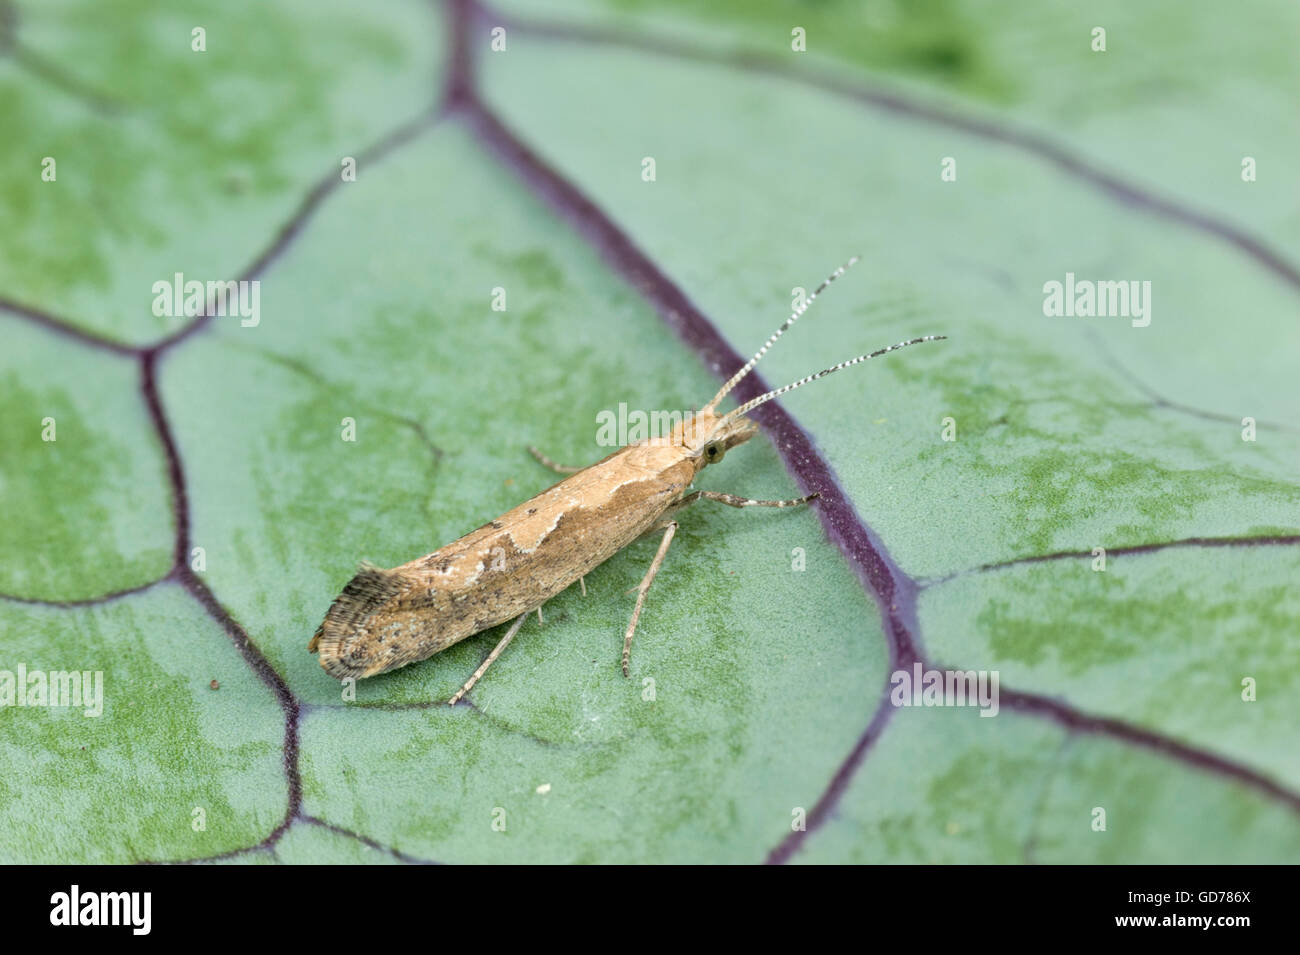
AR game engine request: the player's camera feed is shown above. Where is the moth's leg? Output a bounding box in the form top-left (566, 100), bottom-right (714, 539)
top-left (527, 445), bottom-right (583, 474)
top-left (622, 520), bottom-right (678, 677)
top-left (578, 575), bottom-right (587, 597)
top-left (448, 611), bottom-right (530, 706)
top-left (678, 490), bottom-right (819, 509)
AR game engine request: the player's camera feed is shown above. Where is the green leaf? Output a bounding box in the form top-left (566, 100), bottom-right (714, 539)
top-left (3, 0), bottom-right (1297, 863)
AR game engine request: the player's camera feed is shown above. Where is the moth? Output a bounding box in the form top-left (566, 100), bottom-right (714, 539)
top-left (309, 256), bottom-right (945, 703)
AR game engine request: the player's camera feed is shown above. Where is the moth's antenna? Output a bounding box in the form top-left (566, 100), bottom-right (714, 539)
top-left (716, 335), bottom-right (947, 426)
top-left (701, 254), bottom-right (862, 414)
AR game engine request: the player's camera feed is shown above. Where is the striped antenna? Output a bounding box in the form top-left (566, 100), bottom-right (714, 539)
top-left (716, 335), bottom-right (948, 426)
top-left (701, 254), bottom-right (862, 414)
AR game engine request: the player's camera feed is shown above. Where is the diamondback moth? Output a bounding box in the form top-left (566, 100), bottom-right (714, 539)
top-left (309, 256), bottom-right (945, 703)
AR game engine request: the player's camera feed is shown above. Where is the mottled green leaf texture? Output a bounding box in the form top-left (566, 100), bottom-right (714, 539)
top-left (2, 0), bottom-right (1297, 863)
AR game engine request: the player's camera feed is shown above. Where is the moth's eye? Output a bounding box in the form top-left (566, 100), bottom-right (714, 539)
top-left (705, 444), bottom-right (719, 459)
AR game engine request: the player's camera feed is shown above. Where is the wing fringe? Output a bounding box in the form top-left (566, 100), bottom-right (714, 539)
top-left (308, 562), bottom-right (409, 673)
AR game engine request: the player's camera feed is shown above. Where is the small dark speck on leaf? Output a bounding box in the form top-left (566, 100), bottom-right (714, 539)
top-left (210, 679), bottom-right (220, 690)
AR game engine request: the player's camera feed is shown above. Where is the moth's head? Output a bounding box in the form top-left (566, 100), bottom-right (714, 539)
top-left (673, 409), bottom-right (759, 471)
